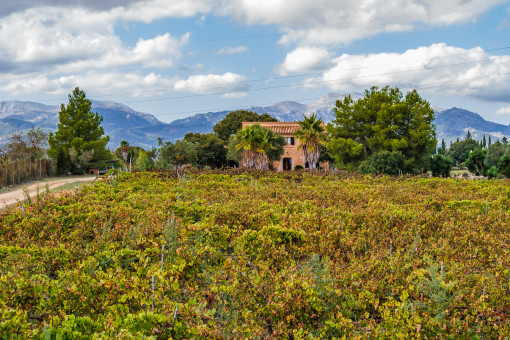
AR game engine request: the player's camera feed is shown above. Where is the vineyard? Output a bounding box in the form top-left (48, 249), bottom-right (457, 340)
top-left (1, 171), bottom-right (510, 338)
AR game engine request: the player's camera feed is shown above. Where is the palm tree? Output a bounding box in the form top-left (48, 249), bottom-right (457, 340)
top-left (120, 140), bottom-right (129, 167)
top-left (295, 114), bottom-right (327, 170)
top-left (235, 124), bottom-right (273, 170)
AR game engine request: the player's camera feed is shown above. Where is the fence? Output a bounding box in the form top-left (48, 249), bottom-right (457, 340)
top-left (0, 159), bottom-right (56, 188)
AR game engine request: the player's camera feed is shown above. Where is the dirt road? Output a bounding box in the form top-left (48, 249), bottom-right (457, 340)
top-left (0, 177), bottom-right (96, 209)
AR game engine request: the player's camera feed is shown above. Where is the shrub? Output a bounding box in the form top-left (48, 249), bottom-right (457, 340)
top-left (465, 148), bottom-right (487, 175)
top-left (486, 166), bottom-right (500, 179)
top-left (358, 151), bottom-right (405, 175)
top-left (429, 154), bottom-right (453, 177)
top-left (294, 165), bottom-right (304, 171)
top-left (498, 154), bottom-right (510, 178)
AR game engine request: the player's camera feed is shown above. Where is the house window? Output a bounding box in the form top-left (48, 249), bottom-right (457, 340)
top-left (305, 162), bottom-right (309, 169)
top-left (283, 158), bottom-right (292, 171)
top-left (286, 137), bottom-right (295, 145)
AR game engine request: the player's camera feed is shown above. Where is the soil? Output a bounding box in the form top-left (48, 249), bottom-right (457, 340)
top-left (0, 177), bottom-right (96, 209)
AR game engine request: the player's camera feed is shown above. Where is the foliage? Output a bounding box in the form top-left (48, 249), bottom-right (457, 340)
top-left (295, 114), bottom-right (328, 170)
top-left (485, 141), bottom-right (507, 169)
top-left (229, 124), bottom-right (284, 170)
top-left (498, 154), bottom-right (510, 178)
top-left (212, 110), bottom-right (277, 142)
top-left (48, 87), bottom-right (111, 174)
top-left (2, 171), bottom-right (510, 338)
top-left (135, 151), bottom-right (155, 171)
top-left (183, 133), bottom-right (227, 168)
top-left (226, 135), bottom-right (242, 163)
top-left (156, 139), bottom-right (198, 170)
top-left (317, 144), bottom-right (332, 165)
top-left (119, 140), bottom-right (129, 165)
top-left (1, 128), bottom-right (48, 164)
top-left (465, 148), bottom-right (488, 176)
top-left (437, 138), bottom-right (447, 155)
top-left (328, 86), bottom-right (436, 173)
top-left (486, 166), bottom-right (501, 179)
top-left (358, 151), bottom-right (405, 175)
top-left (114, 145), bottom-right (153, 170)
top-left (429, 154), bottom-right (453, 178)
top-left (446, 138), bottom-right (480, 165)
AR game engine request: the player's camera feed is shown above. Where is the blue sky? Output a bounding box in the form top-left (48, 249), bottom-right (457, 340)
top-left (0, 0), bottom-right (510, 124)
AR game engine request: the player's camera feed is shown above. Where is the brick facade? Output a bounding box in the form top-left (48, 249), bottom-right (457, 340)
top-left (241, 122), bottom-right (326, 171)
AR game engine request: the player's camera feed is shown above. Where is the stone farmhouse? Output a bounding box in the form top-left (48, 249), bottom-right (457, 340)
top-left (241, 121), bottom-right (326, 171)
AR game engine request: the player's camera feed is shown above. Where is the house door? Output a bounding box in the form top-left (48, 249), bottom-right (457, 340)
top-left (283, 158), bottom-right (292, 171)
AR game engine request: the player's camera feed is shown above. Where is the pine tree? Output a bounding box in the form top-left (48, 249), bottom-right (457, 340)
top-left (48, 87), bottom-right (111, 173)
top-left (483, 135), bottom-right (487, 148)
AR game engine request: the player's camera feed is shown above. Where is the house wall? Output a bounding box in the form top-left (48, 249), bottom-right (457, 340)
top-left (242, 122), bottom-right (326, 171)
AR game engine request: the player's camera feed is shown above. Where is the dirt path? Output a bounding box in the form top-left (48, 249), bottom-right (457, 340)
top-left (0, 177), bottom-right (96, 209)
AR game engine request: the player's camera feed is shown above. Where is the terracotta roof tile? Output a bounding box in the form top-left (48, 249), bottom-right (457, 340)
top-left (242, 122), bottom-right (301, 135)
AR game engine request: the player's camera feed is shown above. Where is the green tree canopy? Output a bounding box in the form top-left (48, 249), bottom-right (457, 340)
top-left (498, 154), bottom-right (510, 178)
top-left (429, 154), bottom-right (453, 178)
top-left (213, 110), bottom-right (277, 142)
top-left (183, 132), bottom-right (227, 168)
top-left (156, 139), bottom-right (198, 170)
top-left (484, 140), bottom-right (507, 168)
top-left (135, 150), bottom-right (155, 171)
top-left (465, 148), bottom-right (487, 176)
top-left (358, 151), bottom-right (405, 176)
top-left (48, 87), bottom-right (111, 173)
top-left (327, 86), bottom-right (436, 173)
top-left (445, 138), bottom-right (480, 165)
top-left (1, 127), bottom-right (48, 163)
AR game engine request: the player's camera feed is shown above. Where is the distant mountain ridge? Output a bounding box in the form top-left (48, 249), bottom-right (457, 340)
top-left (0, 94), bottom-right (509, 149)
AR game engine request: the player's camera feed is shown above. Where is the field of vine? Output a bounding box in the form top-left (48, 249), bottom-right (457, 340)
top-left (1, 171), bottom-right (510, 339)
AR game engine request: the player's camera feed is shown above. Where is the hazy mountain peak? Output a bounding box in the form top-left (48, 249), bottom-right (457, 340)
top-left (1, 94), bottom-right (510, 148)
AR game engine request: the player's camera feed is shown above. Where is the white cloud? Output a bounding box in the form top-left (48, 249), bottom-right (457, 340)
top-left (0, 6), bottom-right (189, 73)
top-left (276, 46), bottom-right (333, 75)
top-left (173, 72), bottom-right (249, 96)
top-left (221, 92), bottom-right (248, 99)
top-left (112, 0), bottom-right (215, 24)
top-left (303, 43), bottom-right (510, 102)
top-left (214, 46), bottom-right (249, 55)
top-left (0, 71), bottom-right (177, 96)
top-left (496, 106), bottom-right (510, 115)
top-left (219, 0), bottom-right (508, 45)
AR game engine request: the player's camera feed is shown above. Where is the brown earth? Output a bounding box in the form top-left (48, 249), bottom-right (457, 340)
top-left (0, 177), bottom-right (96, 209)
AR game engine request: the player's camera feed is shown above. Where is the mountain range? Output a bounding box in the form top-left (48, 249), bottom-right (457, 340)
top-left (1, 93), bottom-right (509, 149)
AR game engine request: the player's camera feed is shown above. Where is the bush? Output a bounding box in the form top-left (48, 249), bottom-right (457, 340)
top-left (135, 151), bottom-right (155, 171)
top-left (429, 154), bottom-right (453, 177)
top-left (358, 151), bottom-right (405, 175)
top-left (487, 166), bottom-right (501, 179)
top-left (498, 154), bottom-right (510, 178)
top-left (465, 148), bottom-right (487, 176)
top-left (294, 165), bottom-right (304, 171)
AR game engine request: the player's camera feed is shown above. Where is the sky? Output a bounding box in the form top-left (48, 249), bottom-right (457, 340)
top-left (1, 0), bottom-right (510, 124)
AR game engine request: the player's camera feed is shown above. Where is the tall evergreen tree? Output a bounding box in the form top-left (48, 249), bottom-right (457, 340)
top-left (48, 87), bottom-right (111, 173)
top-left (438, 138), bottom-right (447, 155)
top-left (328, 86), bottom-right (436, 173)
